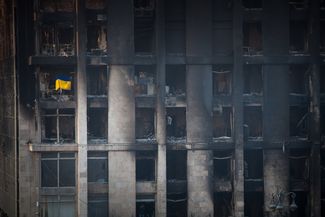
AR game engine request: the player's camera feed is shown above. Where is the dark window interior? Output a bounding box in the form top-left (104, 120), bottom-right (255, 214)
top-left (166, 108), bottom-right (186, 139)
top-left (136, 199), bottom-right (155, 217)
top-left (289, 149), bottom-right (310, 181)
top-left (166, 65), bottom-right (186, 96)
top-left (290, 21), bottom-right (308, 53)
top-left (135, 65), bottom-right (156, 96)
top-left (289, 65), bottom-right (309, 94)
top-left (320, 66), bottom-right (325, 94)
top-left (244, 149), bottom-right (263, 180)
top-left (244, 106), bottom-right (263, 138)
top-left (213, 107), bottom-right (232, 138)
top-left (213, 65), bottom-right (232, 96)
top-left (88, 152), bottom-right (108, 183)
top-left (243, 0), bottom-right (262, 9)
top-left (40, 0), bottom-right (75, 13)
top-left (136, 151), bottom-right (156, 182)
top-left (289, 0), bottom-right (308, 9)
top-left (290, 192), bottom-right (308, 217)
top-left (243, 65), bottom-right (263, 94)
top-left (88, 193), bottom-right (108, 217)
top-left (321, 21), bottom-right (325, 52)
top-left (87, 66), bottom-right (108, 96)
top-left (214, 151), bottom-right (232, 181)
top-left (86, 0), bottom-right (105, 10)
top-left (167, 193), bottom-right (187, 217)
top-left (214, 192), bottom-right (233, 217)
top-left (87, 108), bottom-right (108, 143)
top-left (87, 25), bottom-right (107, 55)
top-left (243, 22), bottom-right (262, 54)
top-left (136, 108), bottom-right (155, 140)
top-left (289, 106), bottom-right (309, 138)
top-left (244, 192), bottom-right (264, 217)
top-left (167, 151), bottom-right (187, 181)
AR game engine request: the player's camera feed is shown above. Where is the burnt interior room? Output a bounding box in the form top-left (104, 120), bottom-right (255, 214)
top-left (289, 64), bottom-right (309, 95)
top-left (87, 108), bottom-right (108, 143)
top-left (214, 192), bottom-right (233, 217)
top-left (244, 192), bottom-right (264, 217)
top-left (243, 22), bottom-right (262, 55)
top-left (214, 150), bottom-right (232, 181)
top-left (134, 0), bottom-right (155, 53)
top-left (166, 108), bottom-right (186, 139)
top-left (244, 149), bottom-right (263, 180)
top-left (38, 67), bottom-right (75, 100)
top-left (290, 191), bottom-right (309, 217)
top-left (213, 65), bottom-right (232, 96)
top-left (134, 65), bottom-right (156, 96)
top-left (41, 108), bottom-right (75, 143)
top-left (289, 106), bottom-right (309, 138)
top-left (244, 106), bottom-right (263, 138)
top-left (213, 107), bottom-right (232, 138)
top-left (166, 65), bottom-right (186, 96)
top-left (87, 152), bottom-right (108, 183)
top-left (165, 0), bottom-right (185, 55)
top-left (136, 196), bottom-right (155, 217)
top-left (87, 66), bottom-right (108, 96)
top-left (243, 65), bottom-right (263, 95)
top-left (167, 151), bottom-right (187, 217)
top-left (290, 21), bottom-right (308, 53)
top-left (136, 108), bottom-right (155, 140)
top-left (136, 151), bottom-right (156, 182)
top-left (289, 148), bottom-right (310, 191)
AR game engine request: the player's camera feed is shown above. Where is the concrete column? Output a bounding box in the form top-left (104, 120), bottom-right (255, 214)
top-left (155, 0), bottom-right (167, 216)
top-left (264, 150), bottom-right (289, 217)
top-left (76, 0), bottom-right (87, 216)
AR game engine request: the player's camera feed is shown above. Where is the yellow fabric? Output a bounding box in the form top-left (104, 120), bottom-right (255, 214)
top-left (55, 79), bottom-right (72, 91)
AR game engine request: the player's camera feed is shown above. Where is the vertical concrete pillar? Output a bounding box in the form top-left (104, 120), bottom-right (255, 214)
top-left (76, 0), bottom-right (87, 216)
top-left (186, 0), bottom-right (213, 216)
top-left (155, 0), bottom-right (167, 216)
top-left (233, 0), bottom-right (244, 216)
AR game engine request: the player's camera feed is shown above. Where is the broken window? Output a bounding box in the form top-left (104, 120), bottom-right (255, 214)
top-left (134, 65), bottom-right (156, 96)
top-left (289, 106), bottom-right (309, 138)
top-left (243, 65), bottom-right (263, 95)
top-left (167, 151), bottom-right (187, 181)
top-left (136, 108), bottom-right (155, 140)
top-left (244, 149), bottom-right (263, 180)
top-left (88, 193), bottom-right (108, 217)
top-left (290, 21), bottom-right (308, 53)
top-left (40, 195), bottom-right (75, 217)
top-left (213, 65), bottom-right (232, 96)
top-left (166, 108), bottom-right (186, 141)
top-left (214, 151), bottom-right (232, 181)
top-left (213, 107), bottom-right (232, 138)
top-left (289, 65), bottom-right (309, 95)
top-left (134, 0), bottom-right (155, 53)
top-left (88, 152), bottom-right (108, 183)
top-left (243, 22), bottom-right (263, 55)
top-left (244, 192), bottom-right (264, 217)
top-left (40, 24), bottom-right (75, 56)
top-left (290, 192), bottom-right (308, 217)
top-left (289, 149), bottom-right (310, 190)
top-left (39, 68), bottom-right (74, 100)
top-left (86, 0), bottom-right (105, 10)
top-left (41, 109), bottom-right (75, 143)
top-left (243, 0), bottom-right (262, 9)
top-left (87, 25), bottom-right (107, 55)
top-left (289, 0), bottom-right (308, 10)
top-left (87, 108), bottom-right (108, 143)
top-left (166, 65), bottom-right (186, 96)
top-left (244, 106), bottom-right (263, 138)
top-left (136, 151), bottom-right (156, 182)
top-left (165, 0), bottom-right (186, 54)
top-left (40, 0), bottom-right (75, 13)
top-left (214, 192), bottom-right (233, 217)
top-left (41, 152), bottom-right (75, 187)
top-left (87, 66), bottom-right (108, 96)
top-left (136, 195), bottom-right (155, 217)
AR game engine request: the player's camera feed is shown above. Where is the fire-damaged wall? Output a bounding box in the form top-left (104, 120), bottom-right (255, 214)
top-left (0, 0), bottom-right (17, 216)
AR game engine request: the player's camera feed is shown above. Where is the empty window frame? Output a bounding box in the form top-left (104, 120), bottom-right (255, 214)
top-left (321, 106), bottom-right (325, 137)
top-left (289, 106), bottom-right (309, 138)
top-left (290, 21), bottom-right (308, 53)
top-left (39, 24), bottom-right (75, 56)
top-left (166, 108), bottom-right (186, 139)
top-left (244, 106), bottom-right (263, 138)
top-left (289, 65), bottom-right (309, 94)
top-left (40, 0), bottom-right (75, 13)
top-left (41, 152), bottom-right (76, 187)
top-left (244, 149), bottom-right (263, 180)
top-left (87, 66), bottom-right (108, 96)
top-left (166, 65), bottom-right (186, 96)
top-left (88, 193), bottom-right (108, 217)
top-left (290, 192), bottom-right (309, 217)
top-left (136, 196), bottom-right (155, 217)
top-left (243, 22), bottom-right (262, 55)
top-left (88, 152), bottom-right (108, 183)
top-left (244, 192), bottom-right (264, 217)
top-left (321, 21), bottom-right (325, 53)
top-left (214, 151), bottom-right (233, 181)
top-left (214, 192), bottom-right (233, 217)
top-left (321, 66), bottom-right (325, 94)
top-left (134, 0), bottom-right (155, 11)
top-left (87, 108), bottom-right (108, 143)
top-left (134, 65), bottom-right (156, 96)
top-left (136, 151), bottom-right (156, 182)
top-left (167, 193), bottom-right (188, 217)
top-left (322, 0), bottom-right (325, 9)
top-left (136, 108), bottom-right (155, 140)
top-left (41, 109), bottom-right (75, 143)
top-left (289, 149), bottom-right (310, 182)
top-left (289, 0), bottom-right (308, 10)
top-left (39, 68), bottom-right (74, 100)
top-left (242, 0), bottom-right (262, 9)
top-left (213, 65), bottom-right (232, 96)
top-left (167, 151), bottom-right (187, 181)
top-left (243, 65), bottom-right (263, 95)
top-left (213, 107), bottom-right (232, 138)
top-left (86, 0), bottom-right (106, 10)
top-left (40, 195), bottom-right (75, 217)
top-left (87, 25), bottom-right (107, 55)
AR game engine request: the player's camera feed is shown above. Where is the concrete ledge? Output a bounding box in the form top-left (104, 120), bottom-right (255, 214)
top-left (29, 143), bottom-right (78, 152)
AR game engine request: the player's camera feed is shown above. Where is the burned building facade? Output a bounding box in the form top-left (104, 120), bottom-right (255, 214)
top-left (0, 0), bottom-right (324, 217)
